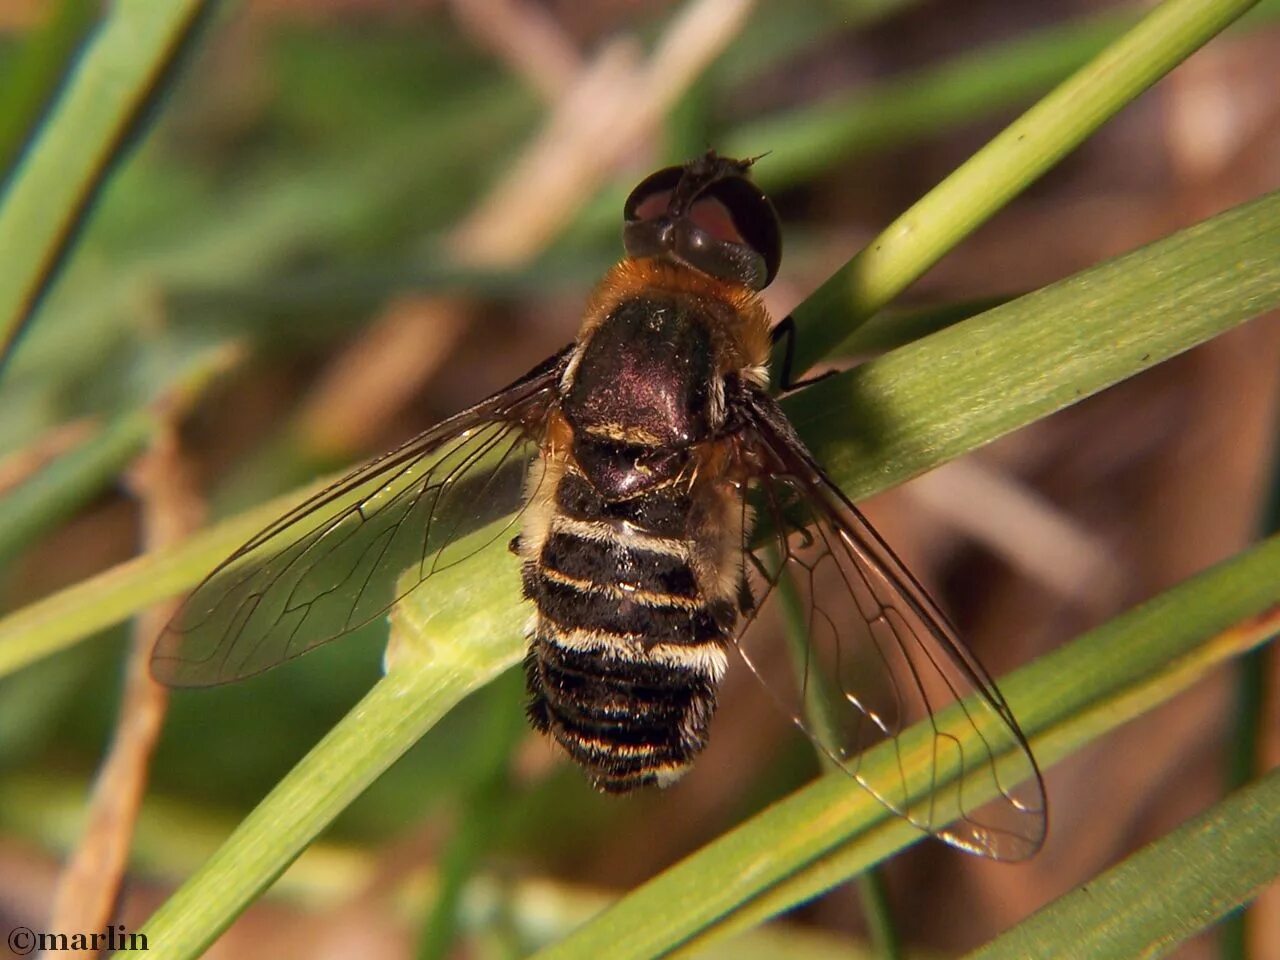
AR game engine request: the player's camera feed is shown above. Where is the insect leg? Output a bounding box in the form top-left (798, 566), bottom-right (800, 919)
top-left (771, 316), bottom-right (838, 394)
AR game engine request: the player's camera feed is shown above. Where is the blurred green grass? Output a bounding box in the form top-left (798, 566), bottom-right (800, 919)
top-left (0, 0), bottom-right (1270, 853)
top-left (0, 1), bottom-right (1277, 957)
top-left (0, 0), bottom-right (864, 885)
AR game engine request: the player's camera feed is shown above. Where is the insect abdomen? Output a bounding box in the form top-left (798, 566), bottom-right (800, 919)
top-left (522, 469), bottom-right (733, 792)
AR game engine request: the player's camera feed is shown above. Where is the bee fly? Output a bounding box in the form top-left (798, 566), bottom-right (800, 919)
top-left (153, 153), bottom-right (1046, 860)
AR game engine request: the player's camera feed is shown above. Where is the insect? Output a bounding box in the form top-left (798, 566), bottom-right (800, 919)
top-left (153, 152), bottom-right (1046, 860)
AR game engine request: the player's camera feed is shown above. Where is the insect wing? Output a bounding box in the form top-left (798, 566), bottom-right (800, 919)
top-left (152, 351), bottom-right (569, 687)
top-left (734, 392), bottom-right (1047, 860)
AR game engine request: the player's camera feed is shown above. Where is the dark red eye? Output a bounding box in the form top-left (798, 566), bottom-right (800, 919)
top-left (622, 157), bottom-right (783, 289)
top-left (698, 175), bottom-right (781, 287)
top-left (623, 166), bottom-right (684, 224)
top-left (687, 194), bottom-right (746, 246)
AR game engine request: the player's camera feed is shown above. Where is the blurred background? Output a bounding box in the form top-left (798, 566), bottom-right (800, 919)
top-left (0, 0), bottom-right (1277, 957)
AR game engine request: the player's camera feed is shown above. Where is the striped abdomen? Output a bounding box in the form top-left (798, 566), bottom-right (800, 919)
top-left (521, 459), bottom-right (739, 792)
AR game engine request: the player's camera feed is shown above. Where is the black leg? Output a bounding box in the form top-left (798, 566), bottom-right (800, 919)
top-left (771, 316), bottom-right (837, 393)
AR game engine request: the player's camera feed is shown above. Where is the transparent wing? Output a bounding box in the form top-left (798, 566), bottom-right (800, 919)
top-left (732, 390), bottom-right (1047, 860)
top-left (152, 349), bottom-right (570, 688)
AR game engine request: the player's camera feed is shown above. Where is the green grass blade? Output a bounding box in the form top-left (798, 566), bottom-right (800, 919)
top-left (725, 8), bottom-right (1137, 190)
top-left (578, 1), bottom-right (1280, 242)
top-left (0, 0), bottom-right (99, 172)
top-left (789, 188), bottom-right (1280, 499)
top-left (775, 559), bottom-right (902, 959)
top-left (138, 525), bottom-right (523, 959)
top-left (827, 0), bottom-right (924, 26)
top-left (0, 0), bottom-right (211, 371)
top-left (414, 670), bottom-right (525, 960)
top-left (965, 767), bottom-right (1280, 960)
top-left (789, 0), bottom-right (1264, 371)
top-left (0, 411), bottom-right (151, 568)
top-left (0, 345), bottom-right (235, 568)
top-left (0, 483), bottom-right (322, 680)
top-left (0, 188), bottom-right (1273, 679)
top-left (534, 542), bottom-right (1280, 960)
top-left (1222, 401), bottom-right (1280, 958)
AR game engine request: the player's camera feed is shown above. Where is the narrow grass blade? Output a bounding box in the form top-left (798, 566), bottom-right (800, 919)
top-left (0, 0), bottom-right (212, 371)
top-left (0, 412), bottom-right (149, 568)
top-left (789, 188), bottom-right (1280, 499)
top-left (138, 526), bottom-right (525, 959)
top-left (965, 767), bottom-right (1280, 960)
top-left (789, 0), bottom-right (1265, 371)
top-left (0, 0), bottom-right (99, 172)
top-left (726, 8), bottom-right (1137, 190)
top-left (0, 345), bottom-right (237, 568)
top-left (0, 483), bottom-right (322, 679)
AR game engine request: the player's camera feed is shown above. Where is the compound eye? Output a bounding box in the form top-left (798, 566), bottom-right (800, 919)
top-left (621, 158), bottom-right (783, 290)
top-left (701, 175), bottom-right (782, 288)
top-left (623, 166), bottom-right (684, 224)
top-left (685, 192), bottom-right (749, 248)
